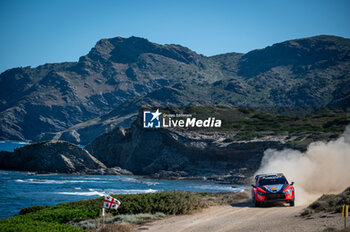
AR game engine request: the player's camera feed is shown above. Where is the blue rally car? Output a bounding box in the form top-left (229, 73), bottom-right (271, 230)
top-left (251, 173), bottom-right (295, 207)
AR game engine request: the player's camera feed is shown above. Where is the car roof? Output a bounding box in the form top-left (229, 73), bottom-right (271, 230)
top-left (255, 173), bottom-right (285, 182)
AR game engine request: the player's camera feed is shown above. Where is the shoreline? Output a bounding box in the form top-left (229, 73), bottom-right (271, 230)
top-left (0, 170), bottom-right (246, 220)
top-left (0, 168), bottom-right (251, 185)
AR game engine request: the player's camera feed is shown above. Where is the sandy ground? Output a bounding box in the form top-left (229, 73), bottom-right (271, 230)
top-left (136, 203), bottom-right (345, 232)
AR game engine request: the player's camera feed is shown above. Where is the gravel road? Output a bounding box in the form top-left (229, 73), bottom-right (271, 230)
top-left (138, 203), bottom-right (344, 232)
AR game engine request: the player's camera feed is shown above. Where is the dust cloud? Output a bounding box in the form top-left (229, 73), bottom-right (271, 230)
top-left (256, 126), bottom-right (350, 205)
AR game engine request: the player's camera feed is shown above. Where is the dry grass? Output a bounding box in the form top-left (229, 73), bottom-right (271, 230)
top-left (96, 222), bottom-right (137, 232)
top-left (302, 187), bottom-right (350, 216)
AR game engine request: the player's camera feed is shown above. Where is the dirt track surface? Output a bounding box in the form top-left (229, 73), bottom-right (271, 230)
top-left (138, 203), bottom-right (344, 232)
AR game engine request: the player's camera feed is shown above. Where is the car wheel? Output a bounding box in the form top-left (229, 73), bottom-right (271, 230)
top-left (290, 200), bottom-right (295, 207)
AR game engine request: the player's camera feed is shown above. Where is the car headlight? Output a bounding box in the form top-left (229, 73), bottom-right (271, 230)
top-left (284, 189), bottom-right (292, 195)
top-left (257, 190), bottom-right (264, 197)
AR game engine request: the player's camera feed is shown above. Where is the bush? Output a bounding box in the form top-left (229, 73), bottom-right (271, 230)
top-left (56, 191), bottom-right (207, 216)
top-left (25, 208), bottom-right (99, 223)
top-left (19, 205), bottom-right (50, 215)
top-left (1, 191), bottom-right (209, 232)
top-left (0, 216), bottom-right (84, 232)
top-left (111, 191), bottom-right (207, 215)
top-left (302, 187), bottom-right (350, 215)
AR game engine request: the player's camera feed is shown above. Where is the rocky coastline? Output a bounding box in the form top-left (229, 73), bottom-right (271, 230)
top-left (0, 140), bottom-right (132, 176)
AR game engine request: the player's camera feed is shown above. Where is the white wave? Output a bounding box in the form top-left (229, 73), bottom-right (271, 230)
top-left (140, 181), bottom-right (160, 186)
top-left (193, 184), bottom-right (244, 192)
top-left (13, 179), bottom-right (107, 184)
top-left (59, 180), bottom-right (107, 184)
top-left (35, 173), bottom-right (58, 176)
top-left (81, 177), bottom-right (104, 180)
top-left (56, 191), bottom-right (105, 196)
top-left (94, 188), bottom-right (158, 195)
top-left (116, 189), bottom-right (158, 194)
top-left (0, 140), bottom-right (29, 144)
top-left (118, 177), bottom-right (139, 182)
top-left (17, 142), bottom-right (29, 145)
top-left (116, 176), bottom-right (160, 186)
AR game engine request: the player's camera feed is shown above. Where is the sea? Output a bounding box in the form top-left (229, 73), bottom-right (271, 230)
top-left (0, 141), bottom-right (245, 219)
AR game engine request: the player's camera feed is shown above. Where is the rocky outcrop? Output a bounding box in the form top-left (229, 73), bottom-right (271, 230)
top-left (85, 110), bottom-right (287, 183)
top-left (77, 167), bottom-right (133, 175)
top-left (0, 140), bottom-right (131, 175)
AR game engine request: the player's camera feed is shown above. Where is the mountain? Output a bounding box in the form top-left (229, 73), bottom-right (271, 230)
top-left (0, 35), bottom-right (349, 143)
top-left (0, 36), bottom-right (217, 141)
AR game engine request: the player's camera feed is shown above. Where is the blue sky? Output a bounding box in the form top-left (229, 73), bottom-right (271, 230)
top-left (0, 0), bottom-right (349, 73)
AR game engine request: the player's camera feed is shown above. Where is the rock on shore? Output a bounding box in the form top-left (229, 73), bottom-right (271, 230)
top-left (0, 140), bottom-right (130, 174)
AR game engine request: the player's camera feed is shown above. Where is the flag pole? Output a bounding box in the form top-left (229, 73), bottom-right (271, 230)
top-left (102, 207), bottom-right (105, 228)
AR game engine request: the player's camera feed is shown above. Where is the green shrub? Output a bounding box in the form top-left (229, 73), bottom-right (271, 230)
top-left (0, 191), bottom-right (250, 232)
top-left (1, 191), bottom-right (209, 232)
top-left (0, 216), bottom-right (84, 232)
top-left (25, 208), bottom-right (99, 223)
top-left (57, 191), bottom-right (207, 216)
top-left (19, 205), bottom-right (50, 215)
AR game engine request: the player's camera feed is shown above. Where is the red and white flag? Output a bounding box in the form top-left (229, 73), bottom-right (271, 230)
top-left (103, 195), bottom-right (121, 210)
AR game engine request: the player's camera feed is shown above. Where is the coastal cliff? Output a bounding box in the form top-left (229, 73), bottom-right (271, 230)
top-left (86, 110), bottom-right (286, 183)
top-left (0, 140), bottom-right (131, 175)
top-left (85, 105), bottom-right (348, 183)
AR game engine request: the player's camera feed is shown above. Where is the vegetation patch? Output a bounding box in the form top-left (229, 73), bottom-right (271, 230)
top-left (301, 187), bottom-right (350, 216)
top-left (0, 215), bottom-right (84, 232)
top-left (323, 227), bottom-right (350, 232)
top-left (1, 191), bottom-right (243, 232)
top-left (159, 105), bottom-right (349, 149)
top-left (69, 213), bottom-right (166, 230)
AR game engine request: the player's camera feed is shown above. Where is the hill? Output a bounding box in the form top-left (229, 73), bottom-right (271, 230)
top-left (0, 35), bottom-right (349, 142)
top-left (85, 105), bottom-right (348, 181)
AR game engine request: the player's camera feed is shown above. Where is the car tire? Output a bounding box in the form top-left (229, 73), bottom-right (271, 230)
top-left (290, 200), bottom-right (295, 207)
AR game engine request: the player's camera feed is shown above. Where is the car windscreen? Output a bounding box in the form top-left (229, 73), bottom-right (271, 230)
top-left (258, 177), bottom-right (287, 186)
